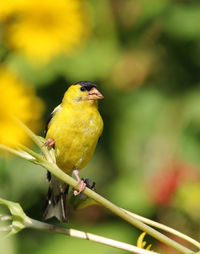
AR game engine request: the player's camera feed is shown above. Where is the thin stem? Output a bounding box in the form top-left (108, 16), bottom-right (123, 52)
top-left (15, 119), bottom-right (51, 161)
top-left (42, 161), bottom-right (193, 254)
top-left (0, 144), bottom-right (35, 161)
top-left (17, 145), bottom-right (45, 163)
top-left (122, 209), bottom-right (200, 250)
top-left (25, 218), bottom-right (158, 254)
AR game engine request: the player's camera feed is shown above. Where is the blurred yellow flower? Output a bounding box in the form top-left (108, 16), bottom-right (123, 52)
top-left (4, 0), bottom-right (90, 63)
top-left (0, 67), bottom-right (44, 147)
top-left (0, 0), bottom-right (21, 20)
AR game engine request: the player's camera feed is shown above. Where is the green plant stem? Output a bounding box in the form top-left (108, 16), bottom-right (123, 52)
top-left (122, 209), bottom-right (200, 250)
top-left (0, 144), bottom-right (35, 161)
top-left (42, 161), bottom-right (193, 254)
top-left (15, 119), bottom-right (51, 161)
top-left (18, 145), bottom-right (45, 163)
top-left (25, 218), bottom-right (158, 254)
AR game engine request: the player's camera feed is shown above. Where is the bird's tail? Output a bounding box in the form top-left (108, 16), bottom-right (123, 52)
top-left (43, 174), bottom-right (69, 223)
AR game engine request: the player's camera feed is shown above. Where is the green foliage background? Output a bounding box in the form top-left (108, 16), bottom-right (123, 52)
top-left (0, 0), bottom-right (200, 253)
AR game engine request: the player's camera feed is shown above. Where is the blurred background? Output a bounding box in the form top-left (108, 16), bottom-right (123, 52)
top-left (0, 0), bottom-right (200, 253)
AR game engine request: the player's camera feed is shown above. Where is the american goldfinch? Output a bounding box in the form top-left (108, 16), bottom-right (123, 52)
top-left (43, 81), bottom-right (104, 222)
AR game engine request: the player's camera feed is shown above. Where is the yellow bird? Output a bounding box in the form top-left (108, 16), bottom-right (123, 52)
top-left (43, 81), bottom-right (104, 222)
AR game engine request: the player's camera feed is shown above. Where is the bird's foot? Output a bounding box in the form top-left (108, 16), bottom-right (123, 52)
top-left (73, 169), bottom-right (86, 196)
top-left (73, 181), bottom-right (86, 196)
top-left (44, 138), bottom-right (55, 148)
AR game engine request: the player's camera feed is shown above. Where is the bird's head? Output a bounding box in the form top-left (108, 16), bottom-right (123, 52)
top-left (62, 81), bottom-right (104, 105)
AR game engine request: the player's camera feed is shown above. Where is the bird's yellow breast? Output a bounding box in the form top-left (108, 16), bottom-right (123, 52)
top-left (46, 102), bottom-right (103, 174)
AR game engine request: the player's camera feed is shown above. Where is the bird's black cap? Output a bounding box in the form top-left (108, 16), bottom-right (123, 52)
top-left (74, 81), bottom-right (97, 91)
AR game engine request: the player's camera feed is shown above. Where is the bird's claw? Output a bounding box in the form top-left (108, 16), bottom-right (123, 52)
top-left (44, 138), bottom-right (55, 148)
top-left (73, 180), bottom-right (86, 196)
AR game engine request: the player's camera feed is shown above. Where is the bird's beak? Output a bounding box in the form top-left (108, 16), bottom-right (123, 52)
top-left (88, 88), bottom-right (104, 100)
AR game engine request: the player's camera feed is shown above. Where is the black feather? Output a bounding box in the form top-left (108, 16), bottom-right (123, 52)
top-left (44, 105), bottom-right (62, 136)
top-left (74, 81), bottom-right (97, 91)
top-left (43, 179), bottom-right (69, 223)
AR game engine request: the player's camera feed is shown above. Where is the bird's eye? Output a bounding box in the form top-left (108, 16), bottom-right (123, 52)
top-left (80, 86), bottom-right (86, 91)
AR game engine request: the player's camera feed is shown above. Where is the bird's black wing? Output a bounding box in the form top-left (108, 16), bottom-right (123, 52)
top-left (44, 104), bottom-right (62, 136)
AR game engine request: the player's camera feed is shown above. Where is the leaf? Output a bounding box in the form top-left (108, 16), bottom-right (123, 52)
top-left (0, 198), bottom-right (30, 238)
top-left (137, 232), bottom-right (153, 250)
